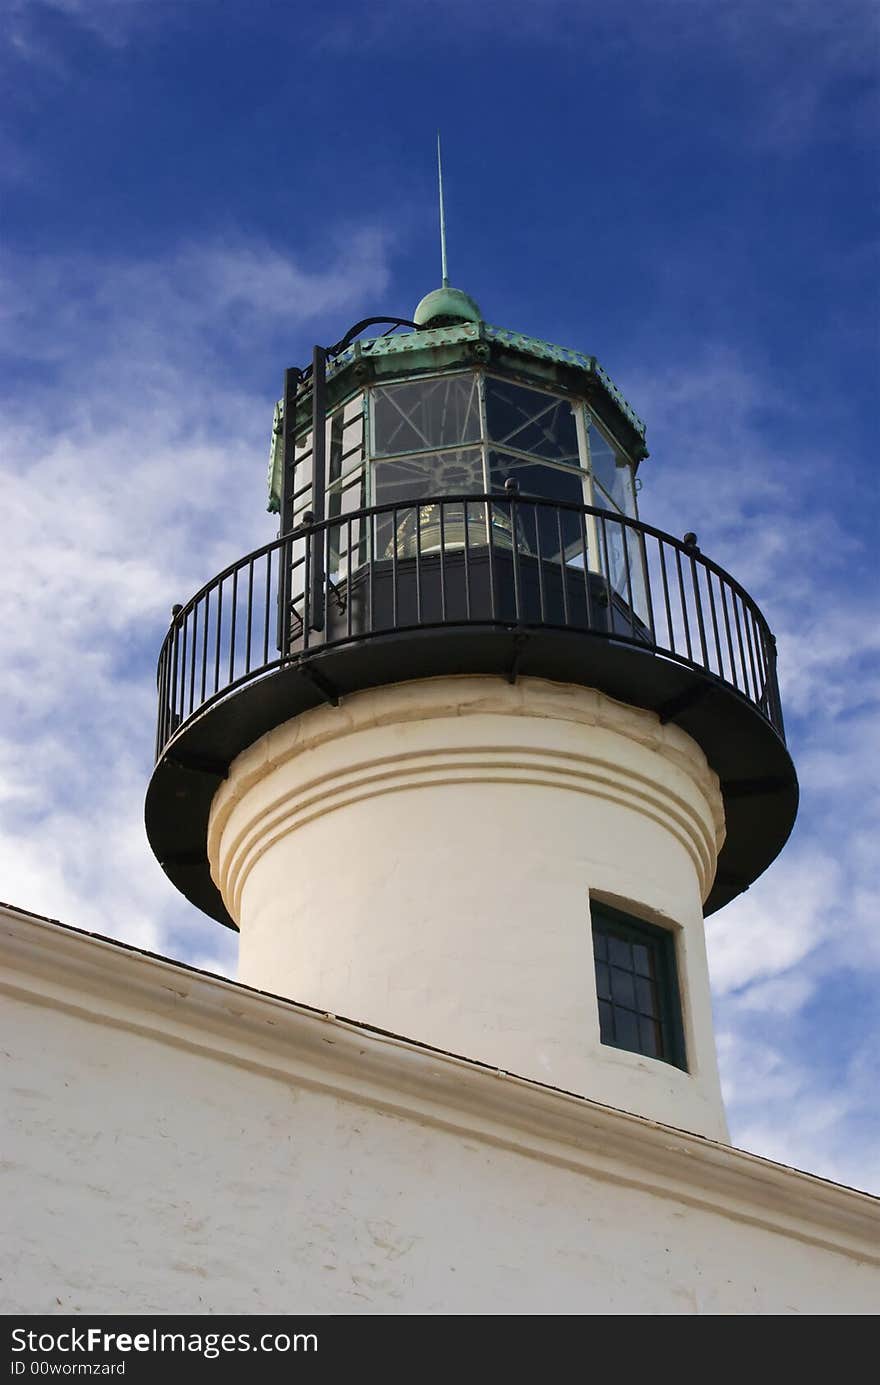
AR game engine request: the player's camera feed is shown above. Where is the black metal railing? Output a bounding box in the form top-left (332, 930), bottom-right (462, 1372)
top-left (155, 494), bottom-right (784, 761)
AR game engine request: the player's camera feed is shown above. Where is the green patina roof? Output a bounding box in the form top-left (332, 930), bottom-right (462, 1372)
top-left (413, 285), bottom-right (482, 328)
top-left (329, 322), bottom-right (646, 438)
top-left (268, 319), bottom-right (647, 513)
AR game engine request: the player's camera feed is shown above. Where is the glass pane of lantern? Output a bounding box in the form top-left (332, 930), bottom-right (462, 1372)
top-left (626, 527), bottom-right (649, 625)
top-left (488, 453), bottom-right (584, 563)
top-left (327, 398), bottom-right (365, 488)
top-left (373, 447), bottom-right (486, 559)
top-left (372, 374), bottom-right (481, 456)
top-left (327, 469), bottom-right (367, 581)
top-left (373, 447), bottom-right (484, 505)
top-left (594, 510), bottom-right (626, 592)
top-left (588, 423), bottom-right (635, 515)
top-left (593, 509), bottom-right (650, 628)
top-left (485, 379), bottom-right (579, 466)
top-left (287, 431), bottom-right (314, 525)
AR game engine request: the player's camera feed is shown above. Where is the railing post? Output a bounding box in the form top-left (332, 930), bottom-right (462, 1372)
top-left (766, 631), bottom-right (785, 738)
top-left (505, 477), bottom-right (522, 623)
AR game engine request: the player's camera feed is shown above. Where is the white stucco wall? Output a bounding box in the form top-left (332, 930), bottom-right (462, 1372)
top-left (209, 677), bottom-right (729, 1138)
top-left (2, 908), bottom-right (877, 1317)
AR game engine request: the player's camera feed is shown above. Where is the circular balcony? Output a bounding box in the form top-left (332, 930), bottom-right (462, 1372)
top-left (146, 494), bottom-right (798, 928)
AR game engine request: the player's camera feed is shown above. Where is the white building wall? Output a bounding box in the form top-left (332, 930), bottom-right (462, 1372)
top-left (210, 677), bottom-right (729, 1139)
top-left (2, 909), bottom-right (877, 1317)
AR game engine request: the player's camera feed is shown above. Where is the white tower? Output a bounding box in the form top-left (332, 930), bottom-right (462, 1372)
top-left (147, 286), bottom-right (798, 1143)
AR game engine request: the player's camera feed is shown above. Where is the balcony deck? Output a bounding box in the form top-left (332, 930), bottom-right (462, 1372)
top-left (146, 495), bottom-right (797, 927)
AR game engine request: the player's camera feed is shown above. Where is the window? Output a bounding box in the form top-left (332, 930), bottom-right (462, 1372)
top-left (485, 378), bottom-right (580, 465)
top-left (584, 416), bottom-right (648, 623)
top-left (591, 903), bottom-right (686, 1069)
top-left (370, 374), bottom-right (485, 558)
top-left (488, 452), bottom-right (585, 563)
top-left (586, 419), bottom-right (636, 518)
top-left (372, 374), bottom-right (481, 455)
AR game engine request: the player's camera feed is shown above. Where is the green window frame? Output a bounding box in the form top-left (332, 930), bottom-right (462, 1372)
top-left (591, 901), bottom-right (687, 1070)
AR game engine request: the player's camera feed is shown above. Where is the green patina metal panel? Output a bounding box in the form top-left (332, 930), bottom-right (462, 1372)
top-left (267, 399), bottom-right (284, 514)
top-left (267, 321), bottom-right (647, 513)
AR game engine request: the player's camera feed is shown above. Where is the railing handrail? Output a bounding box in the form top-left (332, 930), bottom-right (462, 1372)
top-left (154, 495), bottom-right (784, 763)
top-left (161, 495), bottom-right (774, 641)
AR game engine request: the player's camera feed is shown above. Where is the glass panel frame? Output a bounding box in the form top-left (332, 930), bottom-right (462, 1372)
top-left (371, 446), bottom-right (487, 560)
top-left (484, 375), bottom-right (581, 467)
top-left (359, 371), bottom-right (646, 586)
top-left (371, 372), bottom-right (482, 458)
top-left (487, 451), bottom-right (588, 565)
top-left (583, 411), bottom-right (639, 520)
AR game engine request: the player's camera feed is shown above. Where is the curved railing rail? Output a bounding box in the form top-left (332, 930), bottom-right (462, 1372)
top-left (154, 494), bottom-right (784, 762)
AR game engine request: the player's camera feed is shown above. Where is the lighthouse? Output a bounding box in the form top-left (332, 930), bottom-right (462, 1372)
top-left (145, 282), bottom-right (798, 1145)
top-left (8, 278), bottom-right (878, 1320)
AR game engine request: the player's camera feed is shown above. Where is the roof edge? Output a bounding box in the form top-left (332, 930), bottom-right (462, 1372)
top-left (2, 901), bottom-right (875, 1263)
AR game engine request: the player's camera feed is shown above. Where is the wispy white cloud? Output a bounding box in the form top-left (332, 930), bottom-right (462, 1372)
top-left (717, 1026), bottom-right (880, 1190)
top-left (0, 229), bottom-right (392, 977)
top-left (706, 850), bottom-right (839, 996)
top-left (2, 0), bottom-right (156, 63)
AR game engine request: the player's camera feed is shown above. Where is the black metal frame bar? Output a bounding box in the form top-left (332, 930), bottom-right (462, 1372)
top-left (277, 321), bottom-right (419, 636)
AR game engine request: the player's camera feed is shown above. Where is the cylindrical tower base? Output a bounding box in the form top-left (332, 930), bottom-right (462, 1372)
top-left (208, 676), bottom-right (728, 1140)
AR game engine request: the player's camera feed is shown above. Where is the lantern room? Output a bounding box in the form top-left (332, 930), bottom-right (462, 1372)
top-left (267, 291), bottom-right (652, 648)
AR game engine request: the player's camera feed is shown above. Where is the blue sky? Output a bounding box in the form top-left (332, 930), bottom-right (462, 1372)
top-left (1, 0), bottom-right (878, 1190)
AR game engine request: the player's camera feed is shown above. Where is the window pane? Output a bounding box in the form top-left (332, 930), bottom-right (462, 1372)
top-left (607, 935), bottom-right (632, 969)
top-left (598, 1000), bottom-right (614, 1044)
top-left (373, 447), bottom-right (484, 505)
top-left (327, 471), bottom-right (366, 580)
top-left (610, 968), bottom-right (635, 1009)
top-left (341, 418), bottom-right (363, 466)
top-left (327, 469), bottom-right (365, 520)
top-left (632, 943), bottom-right (652, 978)
top-left (373, 448), bottom-right (486, 559)
top-left (488, 453), bottom-right (584, 563)
top-left (589, 423), bottom-right (635, 515)
top-left (372, 375), bottom-right (481, 456)
top-left (286, 432), bottom-right (313, 522)
top-left (488, 453), bottom-right (584, 503)
top-left (485, 379), bottom-right (580, 465)
top-left (591, 481), bottom-right (617, 513)
top-left (595, 961), bottom-right (611, 1000)
top-left (615, 1009), bottom-right (640, 1052)
top-left (328, 402), bottom-right (365, 488)
top-left (595, 510), bottom-right (625, 598)
top-left (593, 512), bottom-right (649, 626)
top-left (635, 976), bottom-right (657, 1017)
top-left (639, 1016), bottom-right (661, 1059)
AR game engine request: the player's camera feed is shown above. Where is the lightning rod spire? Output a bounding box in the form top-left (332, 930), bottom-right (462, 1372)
top-left (437, 130), bottom-right (449, 288)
